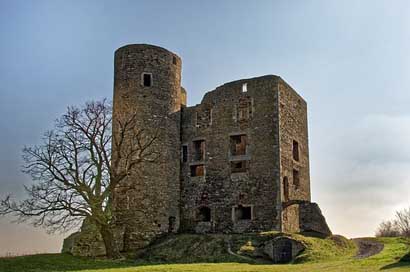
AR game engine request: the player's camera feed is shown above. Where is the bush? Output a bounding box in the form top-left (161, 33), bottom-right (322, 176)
top-left (376, 207), bottom-right (410, 237)
top-left (375, 220), bottom-right (400, 237)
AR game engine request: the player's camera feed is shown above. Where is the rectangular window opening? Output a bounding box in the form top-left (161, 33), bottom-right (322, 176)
top-left (234, 205), bottom-right (252, 221)
top-left (242, 83), bottom-right (248, 93)
top-left (292, 140), bottom-right (299, 161)
top-left (198, 207), bottom-right (211, 222)
top-left (190, 164), bottom-right (204, 177)
top-left (230, 134), bottom-right (247, 156)
top-left (231, 161), bottom-right (247, 173)
top-left (293, 169), bottom-right (300, 189)
top-left (193, 140), bottom-right (205, 161)
top-left (142, 73), bottom-right (152, 87)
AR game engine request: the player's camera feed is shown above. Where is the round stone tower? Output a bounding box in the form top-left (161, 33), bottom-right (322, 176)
top-left (112, 44), bottom-right (182, 251)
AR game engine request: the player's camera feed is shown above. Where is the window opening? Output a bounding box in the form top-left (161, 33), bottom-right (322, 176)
top-left (190, 164), bottom-right (204, 177)
top-left (292, 140), bottom-right (299, 161)
top-left (242, 83), bottom-right (248, 93)
top-left (193, 140), bottom-right (205, 161)
top-left (283, 177), bottom-right (289, 201)
top-left (231, 161), bottom-right (247, 173)
top-left (230, 134), bottom-right (247, 156)
top-left (234, 205), bottom-right (252, 221)
top-left (198, 207), bottom-right (211, 222)
top-left (182, 145), bottom-right (188, 162)
top-left (142, 73), bottom-right (152, 87)
top-left (293, 169), bottom-right (300, 189)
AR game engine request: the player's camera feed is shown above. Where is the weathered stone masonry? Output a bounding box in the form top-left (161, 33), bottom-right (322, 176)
top-left (111, 44), bottom-right (331, 251)
top-left (112, 44), bottom-right (182, 251)
top-left (63, 44), bottom-right (331, 255)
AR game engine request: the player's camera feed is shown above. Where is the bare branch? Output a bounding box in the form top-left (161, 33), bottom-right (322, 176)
top-left (0, 99), bottom-right (158, 258)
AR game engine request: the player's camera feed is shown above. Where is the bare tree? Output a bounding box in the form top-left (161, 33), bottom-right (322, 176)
top-left (375, 220), bottom-right (400, 237)
top-left (394, 208), bottom-right (410, 237)
top-left (0, 100), bottom-right (158, 258)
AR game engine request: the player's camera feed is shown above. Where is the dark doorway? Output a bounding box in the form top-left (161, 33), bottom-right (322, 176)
top-left (274, 240), bottom-right (293, 263)
top-left (198, 207), bottom-right (211, 222)
top-left (168, 216), bottom-right (176, 233)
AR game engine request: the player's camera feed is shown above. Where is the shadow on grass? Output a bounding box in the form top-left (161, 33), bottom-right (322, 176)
top-left (381, 261), bottom-right (410, 270)
top-left (0, 253), bottom-right (143, 272)
top-left (0, 253), bottom-right (258, 272)
top-left (381, 252), bottom-right (410, 270)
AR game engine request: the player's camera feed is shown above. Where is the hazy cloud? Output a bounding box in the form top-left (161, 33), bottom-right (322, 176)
top-left (313, 114), bottom-right (410, 237)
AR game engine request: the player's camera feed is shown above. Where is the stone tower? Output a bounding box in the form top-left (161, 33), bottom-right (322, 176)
top-left (112, 44), bottom-right (182, 251)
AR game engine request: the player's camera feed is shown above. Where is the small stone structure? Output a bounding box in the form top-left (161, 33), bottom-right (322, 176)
top-left (63, 44), bottom-right (331, 255)
top-left (62, 218), bottom-right (106, 257)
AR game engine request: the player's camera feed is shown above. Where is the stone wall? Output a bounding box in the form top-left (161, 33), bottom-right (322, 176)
top-left (278, 79), bottom-right (311, 232)
top-left (282, 204), bottom-right (300, 233)
top-left (299, 202), bottom-right (332, 236)
top-left (180, 76), bottom-right (283, 233)
top-left (281, 201), bottom-right (331, 236)
top-left (279, 80), bottom-right (311, 202)
top-left (62, 218), bottom-right (106, 257)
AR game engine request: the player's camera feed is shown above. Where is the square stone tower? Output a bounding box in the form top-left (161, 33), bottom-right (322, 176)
top-left (179, 75), bottom-right (311, 234)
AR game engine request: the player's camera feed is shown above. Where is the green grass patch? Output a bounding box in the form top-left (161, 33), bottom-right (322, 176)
top-left (0, 236), bottom-right (409, 272)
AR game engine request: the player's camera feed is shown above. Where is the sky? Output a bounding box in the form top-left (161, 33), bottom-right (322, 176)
top-left (1, 0), bottom-right (410, 256)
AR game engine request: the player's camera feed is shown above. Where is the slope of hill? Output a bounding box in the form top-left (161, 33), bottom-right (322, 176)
top-left (0, 234), bottom-right (409, 272)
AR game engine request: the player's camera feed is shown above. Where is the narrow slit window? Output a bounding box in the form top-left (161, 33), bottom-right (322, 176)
top-left (190, 164), bottom-right (204, 177)
top-left (293, 169), bottom-right (300, 189)
top-left (182, 145), bottom-right (188, 162)
top-left (292, 140), bottom-right (299, 161)
top-left (283, 177), bottom-right (289, 202)
top-left (142, 73), bottom-right (152, 87)
top-left (172, 56), bottom-right (177, 65)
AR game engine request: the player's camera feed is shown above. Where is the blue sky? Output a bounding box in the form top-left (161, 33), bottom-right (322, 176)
top-left (1, 0), bottom-right (410, 255)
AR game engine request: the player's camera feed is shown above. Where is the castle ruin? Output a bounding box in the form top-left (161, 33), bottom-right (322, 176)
top-left (111, 44), bottom-right (331, 250)
top-left (64, 44), bottom-right (331, 255)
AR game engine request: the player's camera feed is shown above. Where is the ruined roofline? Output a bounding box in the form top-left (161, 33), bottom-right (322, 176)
top-left (216, 74), bottom-right (281, 88)
top-left (114, 43), bottom-right (181, 60)
top-left (189, 74), bottom-right (306, 106)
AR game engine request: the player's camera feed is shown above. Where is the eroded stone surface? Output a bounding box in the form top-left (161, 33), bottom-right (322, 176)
top-left (61, 218), bottom-right (106, 257)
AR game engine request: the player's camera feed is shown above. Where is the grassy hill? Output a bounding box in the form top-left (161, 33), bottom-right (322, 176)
top-left (0, 234), bottom-right (409, 272)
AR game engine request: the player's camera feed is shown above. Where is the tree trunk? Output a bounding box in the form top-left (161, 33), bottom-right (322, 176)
top-left (98, 224), bottom-right (122, 259)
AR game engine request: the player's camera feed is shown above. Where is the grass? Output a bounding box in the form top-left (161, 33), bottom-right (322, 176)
top-left (0, 236), bottom-right (409, 272)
